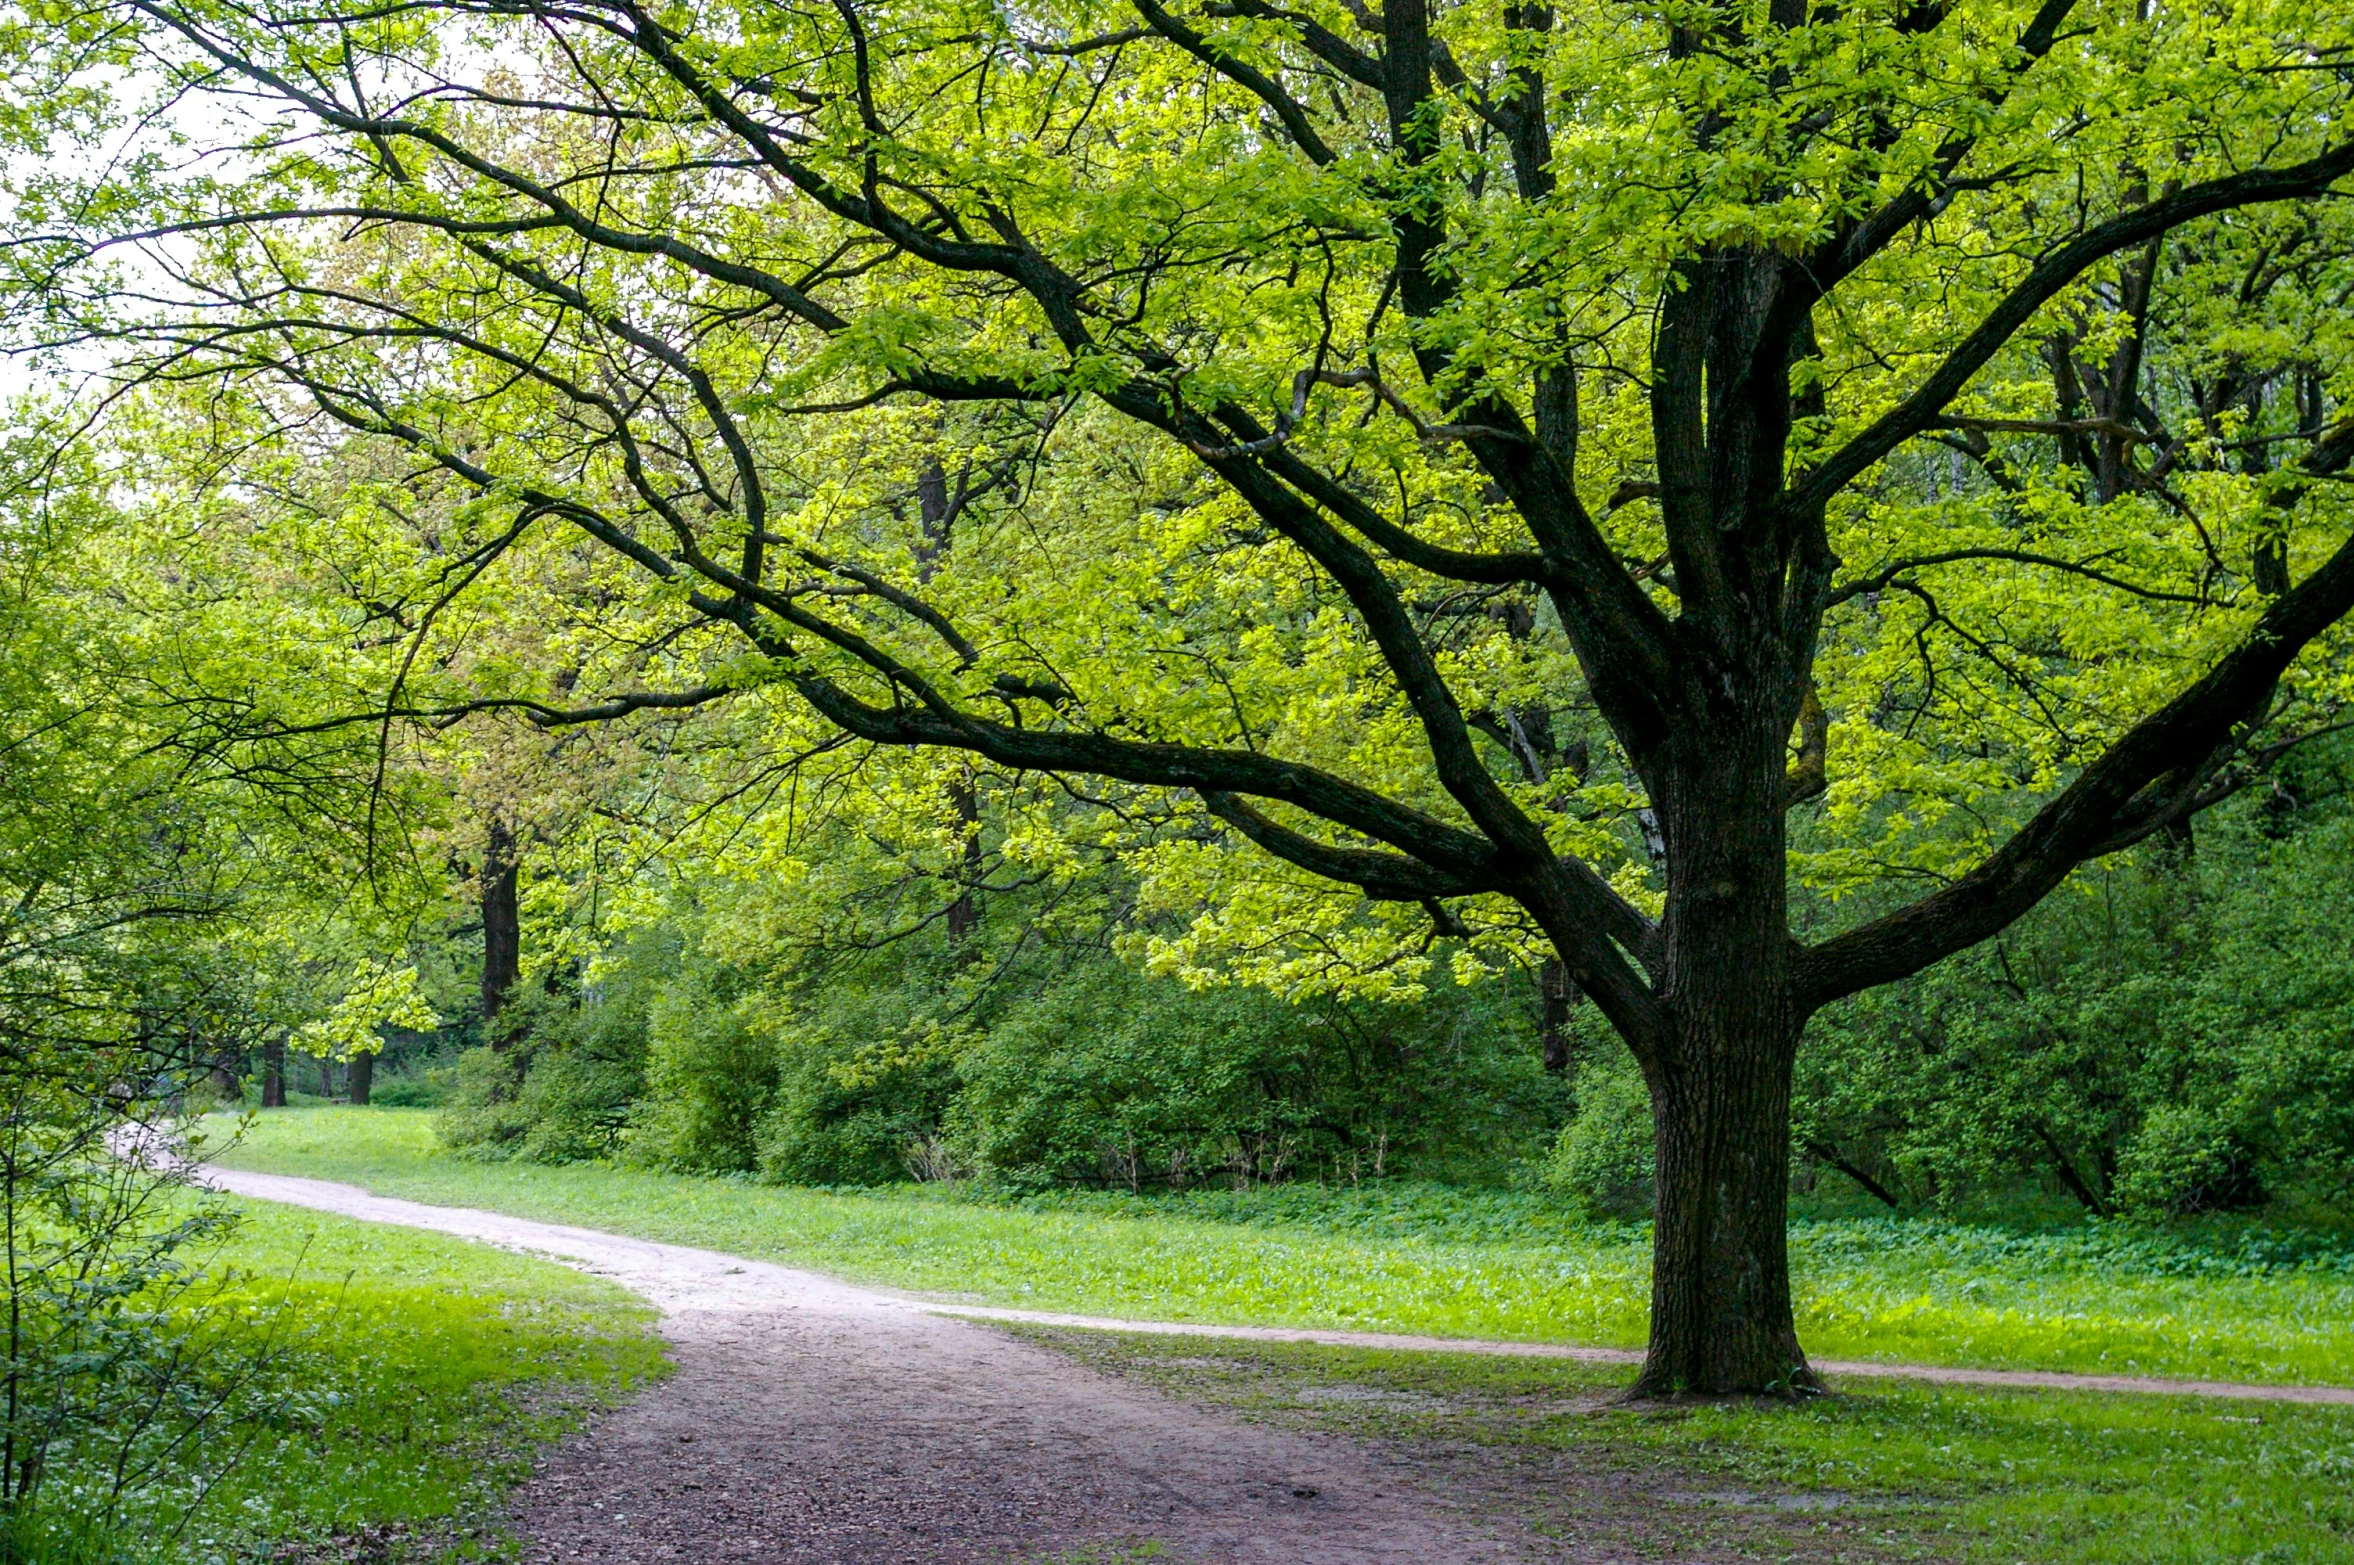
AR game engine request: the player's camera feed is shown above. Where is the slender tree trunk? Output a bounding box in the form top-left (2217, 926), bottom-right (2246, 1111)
top-left (260, 1040), bottom-right (285, 1109)
top-left (348, 1051), bottom-right (373, 1107)
top-left (1538, 957), bottom-right (1575, 1072)
top-left (944, 773), bottom-right (982, 951)
top-left (318, 1056), bottom-right (335, 1098)
top-left (1633, 700), bottom-right (1812, 1396)
top-left (481, 816), bottom-right (521, 1045)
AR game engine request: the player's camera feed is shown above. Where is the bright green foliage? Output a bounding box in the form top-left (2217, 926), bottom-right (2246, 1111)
top-left (1542, 1049), bottom-right (1658, 1218)
top-left (7, 0), bottom-right (2351, 1001)
top-left (291, 965), bottom-right (441, 1066)
top-left (1799, 753), bottom-right (2354, 1217)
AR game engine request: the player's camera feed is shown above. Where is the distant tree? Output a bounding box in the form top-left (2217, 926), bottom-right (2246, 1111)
top-left (17, 0), bottom-right (2354, 1393)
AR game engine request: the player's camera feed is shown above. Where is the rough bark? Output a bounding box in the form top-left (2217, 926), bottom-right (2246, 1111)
top-left (1633, 696), bottom-right (1811, 1396)
top-left (1642, 1035), bottom-right (1807, 1394)
top-left (481, 816), bottom-right (521, 1044)
top-left (348, 1050), bottom-right (373, 1106)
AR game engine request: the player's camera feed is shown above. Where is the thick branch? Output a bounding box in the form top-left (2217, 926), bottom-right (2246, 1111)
top-left (1201, 791), bottom-right (1482, 899)
top-left (1133, 0), bottom-right (1336, 164)
top-left (1796, 521), bottom-right (2354, 1010)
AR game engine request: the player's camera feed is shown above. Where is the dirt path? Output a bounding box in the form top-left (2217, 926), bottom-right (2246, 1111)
top-left (212, 1169), bottom-right (1546, 1563)
top-left (211, 1168), bottom-right (2354, 1410)
top-left (206, 1168), bottom-right (2354, 1563)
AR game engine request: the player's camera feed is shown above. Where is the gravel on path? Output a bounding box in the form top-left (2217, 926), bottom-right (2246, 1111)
top-left (202, 1166), bottom-right (2354, 1565)
top-left (206, 1168), bottom-right (1548, 1564)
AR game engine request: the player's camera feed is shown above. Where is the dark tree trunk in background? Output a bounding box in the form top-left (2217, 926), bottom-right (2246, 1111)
top-left (917, 456), bottom-right (987, 954)
top-left (481, 816), bottom-right (521, 1045)
top-left (317, 1056), bottom-right (335, 1098)
top-left (1633, 701), bottom-right (1811, 1396)
top-left (211, 1061), bottom-right (242, 1101)
top-left (944, 773), bottom-right (982, 950)
top-left (261, 1040), bottom-right (285, 1108)
top-left (1539, 958), bottom-right (1575, 1072)
top-left (348, 1051), bottom-right (373, 1106)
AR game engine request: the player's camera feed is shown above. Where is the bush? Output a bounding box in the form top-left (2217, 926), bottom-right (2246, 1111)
top-left (945, 956), bottom-right (1561, 1191)
top-left (451, 894), bottom-right (1569, 1193)
top-left (366, 1063), bottom-right (455, 1108)
top-left (2115, 1105), bottom-right (2265, 1216)
top-left (627, 967), bottom-right (774, 1174)
top-left (1542, 1050), bottom-right (1655, 1217)
top-left (949, 965), bottom-right (1308, 1189)
top-left (753, 963), bottom-right (963, 1186)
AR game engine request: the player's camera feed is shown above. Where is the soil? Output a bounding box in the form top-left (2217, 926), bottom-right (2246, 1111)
top-left (201, 1168), bottom-right (2348, 1563)
top-left (212, 1170), bottom-right (1542, 1563)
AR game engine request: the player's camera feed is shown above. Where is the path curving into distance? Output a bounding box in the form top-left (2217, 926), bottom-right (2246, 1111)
top-left (211, 1168), bottom-right (1541, 1564)
top-left (206, 1167), bottom-right (2354, 1564)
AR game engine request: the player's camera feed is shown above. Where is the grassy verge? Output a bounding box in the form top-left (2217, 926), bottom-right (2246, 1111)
top-left (1008, 1327), bottom-right (2354, 1565)
top-left (139, 1193), bottom-right (665, 1564)
top-left (216, 1106), bottom-right (2354, 1388)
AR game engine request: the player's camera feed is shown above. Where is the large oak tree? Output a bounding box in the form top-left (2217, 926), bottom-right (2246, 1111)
top-left (13, 0), bottom-right (2354, 1392)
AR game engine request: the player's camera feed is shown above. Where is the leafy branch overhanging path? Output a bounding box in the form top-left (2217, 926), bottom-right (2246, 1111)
top-left (208, 1169), bottom-right (2354, 1409)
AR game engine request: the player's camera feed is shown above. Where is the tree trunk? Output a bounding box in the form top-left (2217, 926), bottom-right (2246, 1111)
top-left (1639, 1031), bottom-right (1807, 1394)
top-left (318, 1055), bottom-right (335, 1098)
top-left (481, 816), bottom-right (521, 1045)
top-left (1538, 957), bottom-right (1575, 1072)
top-left (944, 772), bottom-right (982, 951)
top-left (1633, 702), bottom-right (1812, 1397)
top-left (348, 1051), bottom-right (373, 1106)
top-left (260, 1040), bottom-right (285, 1108)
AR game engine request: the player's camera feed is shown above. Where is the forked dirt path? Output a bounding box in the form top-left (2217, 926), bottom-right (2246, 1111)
top-left (207, 1168), bottom-right (2354, 1563)
top-left (213, 1169), bottom-right (1544, 1563)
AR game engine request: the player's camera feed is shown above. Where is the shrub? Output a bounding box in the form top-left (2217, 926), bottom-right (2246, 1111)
top-left (433, 908), bottom-right (1565, 1191)
top-left (2115, 1104), bottom-right (2265, 1216)
top-left (366, 1063), bottom-right (456, 1108)
top-left (436, 925), bottom-right (683, 1162)
top-left (1790, 754), bottom-right (2354, 1218)
top-left (627, 968), bottom-right (774, 1174)
top-left (1543, 1051), bottom-right (1655, 1218)
top-left (753, 968), bottom-right (963, 1187)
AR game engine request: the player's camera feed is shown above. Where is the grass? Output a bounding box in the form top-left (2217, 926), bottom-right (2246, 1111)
top-left (216, 1106), bottom-right (2354, 1387)
top-left (1012, 1328), bottom-right (2354, 1565)
top-left (112, 1191), bottom-right (666, 1564)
